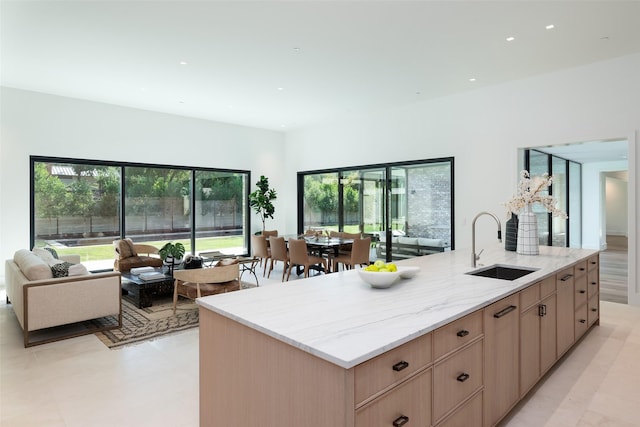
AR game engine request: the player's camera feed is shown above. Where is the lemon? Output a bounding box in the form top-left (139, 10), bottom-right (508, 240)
top-left (387, 263), bottom-right (397, 272)
top-left (373, 260), bottom-right (386, 269)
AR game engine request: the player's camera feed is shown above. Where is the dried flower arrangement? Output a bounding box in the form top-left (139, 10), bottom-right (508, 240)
top-left (505, 170), bottom-right (568, 219)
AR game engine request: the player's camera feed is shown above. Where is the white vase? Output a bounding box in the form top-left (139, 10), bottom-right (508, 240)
top-left (517, 204), bottom-right (539, 255)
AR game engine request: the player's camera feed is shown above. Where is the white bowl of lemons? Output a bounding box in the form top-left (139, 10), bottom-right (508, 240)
top-left (358, 260), bottom-right (401, 288)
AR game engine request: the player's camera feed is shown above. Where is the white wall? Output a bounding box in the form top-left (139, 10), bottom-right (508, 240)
top-left (0, 87), bottom-right (287, 274)
top-left (582, 161), bottom-right (629, 250)
top-left (606, 175), bottom-right (628, 237)
top-left (285, 53), bottom-right (639, 305)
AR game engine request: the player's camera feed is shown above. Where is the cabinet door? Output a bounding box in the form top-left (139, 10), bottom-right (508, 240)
top-left (484, 293), bottom-right (519, 427)
top-left (520, 304), bottom-right (540, 396)
top-left (540, 293), bottom-right (557, 375)
top-left (556, 269), bottom-right (575, 357)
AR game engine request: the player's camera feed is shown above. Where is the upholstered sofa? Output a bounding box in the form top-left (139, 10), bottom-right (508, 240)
top-left (113, 239), bottom-right (163, 272)
top-left (5, 249), bottom-right (122, 347)
top-left (376, 235), bottom-right (447, 260)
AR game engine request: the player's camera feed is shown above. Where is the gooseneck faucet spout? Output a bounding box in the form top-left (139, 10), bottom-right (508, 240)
top-left (471, 211), bottom-right (502, 268)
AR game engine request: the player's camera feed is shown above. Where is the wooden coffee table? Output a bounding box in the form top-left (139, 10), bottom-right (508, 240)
top-left (120, 269), bottom-right (174, 308)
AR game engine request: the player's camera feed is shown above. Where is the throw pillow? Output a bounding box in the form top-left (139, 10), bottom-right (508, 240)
top-left (68, 263), bottom-right (89, 276)
top-left (32, 247), bottom-right (56, 262)
top-left (117, 238), bottom-right (138, 259)
top-left (216, 258), bottom-right (239, 267)
top-left (44, 247), bottom-right (59, 259)
top-left (50, 261), bottom-right (75, 278)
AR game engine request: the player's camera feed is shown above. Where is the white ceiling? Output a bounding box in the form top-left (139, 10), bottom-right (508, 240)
top-left (3, 0), bottom-right (640, 144)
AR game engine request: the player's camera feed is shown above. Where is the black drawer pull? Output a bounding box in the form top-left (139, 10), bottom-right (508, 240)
top-left (579, 319), bottom-right (586, 323)
top-left (591, 282), bottom-right (597, 285)
top-left (392, 360), bottom-right (409, 372)
top-left (579, 290), bottom-right (586, 294)
top-left (591, 308), bottom-right (598, 312)
top-left (538, 304), bottom-right (547, 317)
top-left (560, 274), bottom-right (573, 281)
top-left (456, 329), bottom-right (470, 338)
top-left (494, 305), bottom-right (517, 318)
top-left (456, 373), bottom-right (470, 382)
top-left (579, 267), bottom-right (586, 271)
top-left (392, 415), bottom-right (409, 427)
top-left (590, 261), bottom-right (597, 265)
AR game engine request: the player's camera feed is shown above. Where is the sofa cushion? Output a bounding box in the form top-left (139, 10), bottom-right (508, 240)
top-left (33, 247), bottom-right (57, 262)
top-left (68, 263), bottom-right (89, 276)
top-left (14, 249), bottom-right (54, 281)
top-left (397, 237), bottom-right (419, 246)
top-left (417, 238), bottom-right (445, 247)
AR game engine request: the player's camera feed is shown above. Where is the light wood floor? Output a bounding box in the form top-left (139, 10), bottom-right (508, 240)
top-left (600, 235), bottom-right (628, 304)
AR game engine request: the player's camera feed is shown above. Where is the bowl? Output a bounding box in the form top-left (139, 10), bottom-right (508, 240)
top-left (357, 269), bottom-right (402, 289)
top-left (397, 266), bottom-right (420, 279)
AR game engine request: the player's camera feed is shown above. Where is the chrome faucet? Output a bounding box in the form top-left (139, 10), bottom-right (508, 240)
top-left (471, 212), bottom-right (502, 267)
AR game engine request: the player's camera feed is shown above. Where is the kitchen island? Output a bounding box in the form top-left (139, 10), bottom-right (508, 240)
top-left (197, 244), bottom-right (599, 427)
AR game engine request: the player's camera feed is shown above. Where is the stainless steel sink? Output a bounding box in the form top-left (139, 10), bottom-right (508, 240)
top-left (466, 264), bottom-right (538, 281)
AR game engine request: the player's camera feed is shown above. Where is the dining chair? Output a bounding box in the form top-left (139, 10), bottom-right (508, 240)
top-left (251, 234), bottom-right (271, 276)
top-left (331, 237), bottom-right (372, 272)
top-left (172, 263), bottom-right (240, 314)
top-left (286, 238), bottom-right (328, 280)
top-left (267, 236), bottom-right (289, 281)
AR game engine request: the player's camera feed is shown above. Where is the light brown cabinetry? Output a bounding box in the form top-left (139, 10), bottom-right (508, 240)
top-left (199, 253), bottom-right (600, 427)
top-left (520, 276), bottom-right (557, 397)
top-left (587, 255), bottom-right (600, 327)
top-left (432, 310), bottom-right (484, 426)
top-left (556, 266), bottom-right (575, 357)
top-left (355, 368), bottom-right (432, 427)
top-left (484, 293), bottom-right (520, 427)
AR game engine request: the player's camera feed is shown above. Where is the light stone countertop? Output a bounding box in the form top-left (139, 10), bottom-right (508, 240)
top-left (197, 244), bottom-right (598, 369)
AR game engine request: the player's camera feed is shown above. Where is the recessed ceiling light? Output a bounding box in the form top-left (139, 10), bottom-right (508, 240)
top-left (469, 78), bottom-right (476, 82)
top-left (277, 87), bottom-right (284, 91)
top-left (179, 61), bottom-right (188, 65)
top-left (415, 91), bottom-right (421, 95)
top-left (506, 36), bottom-right (515, 42)
top-left (545, 24), bottom-right (555, 30)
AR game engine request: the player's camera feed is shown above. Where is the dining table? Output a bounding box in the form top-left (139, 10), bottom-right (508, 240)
top-left (283, 234), bottom-right (354, 274)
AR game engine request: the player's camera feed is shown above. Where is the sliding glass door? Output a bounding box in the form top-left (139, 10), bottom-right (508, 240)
top-left (524, 149), bottom-right (581, 248)
top-left (31, 157), bottom-right (250, 270)
top-left (298, 158), bottom-right (454, 262)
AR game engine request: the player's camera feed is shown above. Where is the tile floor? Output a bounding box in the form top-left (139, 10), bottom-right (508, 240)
top-left (2, 262), bottom-right (640, 426)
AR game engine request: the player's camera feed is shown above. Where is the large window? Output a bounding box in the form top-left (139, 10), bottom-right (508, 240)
top-left (31, 157), bottom-right (250, 270)
top-left (298, 158), bottom-right (454, 261)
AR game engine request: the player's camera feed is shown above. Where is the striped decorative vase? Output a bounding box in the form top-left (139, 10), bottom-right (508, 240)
top-left (516, 204), bottom-right (539, 255)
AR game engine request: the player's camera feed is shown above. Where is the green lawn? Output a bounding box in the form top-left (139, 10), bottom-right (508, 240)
top-left (38, 236), bottom-right (245, 261)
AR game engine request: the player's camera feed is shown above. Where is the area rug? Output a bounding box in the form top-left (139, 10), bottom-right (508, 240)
top-left (93, 295), bottom-right (200, 349)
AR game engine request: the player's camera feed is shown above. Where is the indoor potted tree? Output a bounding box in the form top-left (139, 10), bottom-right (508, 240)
top-left (249, 175), bottom-right (277, 233)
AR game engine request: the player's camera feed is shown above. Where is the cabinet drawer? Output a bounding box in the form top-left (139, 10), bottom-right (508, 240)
top-left (588, 294), bottom-right (599, 326)
top-left (588, 269), bottom-right (599, 299)
top-left (433, 339), bottom-right (483, 423)
top-left (433, 310), bottom-right (483, 360)
top-left (575, 274), bottom-right (588, 308)
top-left (575, 303), bottom-right (589, 339)
top-left (355, 333), bottom-right (432, 405)
top-left (520, 282), bottom-right (540, 312)
top-left (355, 368), bottom-right (431, 427)
top-left (556, 267), bottom-right (574, 288)
top-left (436, 391), bottom-right (482, 427)
top-left (574, 260), bottom-right (588, 278)
top-left (588, 255), bottom-right (599, 272)
top-left (540, 275), bottom-right (556, 299)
